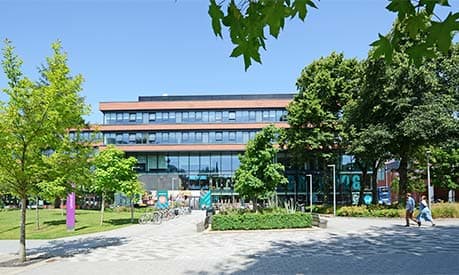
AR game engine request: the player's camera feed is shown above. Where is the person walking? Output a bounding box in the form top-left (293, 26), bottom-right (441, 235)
top-left (417, 195), bottom-right (436, 227)
top-left (405, 192), bottom-right (418, 227)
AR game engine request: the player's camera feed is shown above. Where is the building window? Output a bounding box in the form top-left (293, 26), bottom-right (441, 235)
top-left (195, 111), bottom-right (202, 121)
top-left (129, 113), bottom-right (136, 122)
top-left (136, 112), bottom-right (143, 122)
top-left (149, 112), bottom-right (156, 122)
top-left (129, 133), bottom-right (136, 144)
top-left (216, 131), bottom-right (223, 141)
top-left (116, 113), bottom-right (123, 121)
top-left (249, 110), bottom-right (256, 121)
top-left (215, 111), bottom-right (222, 121)
top-left (229, 111), bottom-right (236, 120)
top-left (163, 112), bottom-right (169, 121)
top-left (229, 131), bottom-right (236, 141)
top-left (162, 132), bottom-right (169, 143)
top-left (182, 132), bottom-right (189, 142)
top-left (182, 112), bottom-right (189, 122)
top-left (123, 112), bottom-right (129, 121)
top-left (116, 133), bottom-right (123, 143)
top-left (148, 133), bottom-right (156, 143)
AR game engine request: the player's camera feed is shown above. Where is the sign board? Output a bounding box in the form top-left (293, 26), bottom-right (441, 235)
top-left (156, 190), bottom-right (169, 209)
top-left (66, 192), bottom-right (75, 231)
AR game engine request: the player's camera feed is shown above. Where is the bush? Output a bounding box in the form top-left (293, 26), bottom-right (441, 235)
top-left (211, 212), bottom-right (312, 231)
top-left (337, 206), bottom-right (370, 217)
top-left (431, 203), bottom-right (459, 218)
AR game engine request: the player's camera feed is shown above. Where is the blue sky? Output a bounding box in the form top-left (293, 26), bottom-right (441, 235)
top-left (0, 0), bottom-right (425, 123)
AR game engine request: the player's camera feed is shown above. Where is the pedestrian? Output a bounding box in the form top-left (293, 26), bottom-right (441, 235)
top-left (417, 195), bottom-right (436, 227)
top-left (405, 192), bottom-right (418, 227)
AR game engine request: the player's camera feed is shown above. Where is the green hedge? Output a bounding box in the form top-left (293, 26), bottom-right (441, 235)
top-left (211, 212), bottom-right (312, 231)
top-left (337, 203), bottom-right (459, 218)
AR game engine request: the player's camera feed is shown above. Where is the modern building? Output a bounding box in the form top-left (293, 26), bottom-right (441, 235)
top-left (97, 94), bottom-right (293, 205)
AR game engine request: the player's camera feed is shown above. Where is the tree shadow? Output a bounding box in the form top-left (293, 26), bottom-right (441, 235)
top-left (105, 218), bottom-right (138, 225)
top-left (0, 235), bottom-right (127, 267)
top-left (43, 220), bottom-right (66, 226)
top-left (185, 223), bottom-right (459, 274)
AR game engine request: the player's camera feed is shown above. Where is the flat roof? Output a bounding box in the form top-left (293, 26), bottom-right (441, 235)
top-left (138, 93), bottom-right (295, 102)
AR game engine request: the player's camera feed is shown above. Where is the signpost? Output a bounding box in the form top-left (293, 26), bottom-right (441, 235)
top-left (66, 191), bottom-right (75, 231)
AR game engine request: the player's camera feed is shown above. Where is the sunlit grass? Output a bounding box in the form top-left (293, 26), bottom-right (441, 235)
top-left (0, 208), bottom-right (145, 239)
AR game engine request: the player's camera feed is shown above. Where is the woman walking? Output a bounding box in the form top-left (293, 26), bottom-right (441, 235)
top-left (417, 195), bottom-right (436, 227)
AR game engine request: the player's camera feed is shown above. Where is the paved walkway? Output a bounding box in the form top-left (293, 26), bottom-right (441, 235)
top-left (1, 211), bottom-right (459, 274)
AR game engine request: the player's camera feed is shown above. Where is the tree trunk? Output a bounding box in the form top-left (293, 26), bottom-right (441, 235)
top-left (100, 193), bottom-right (105, 226)
top-left (358, 169), bottom-right (367, 206)
top-left (35, 196), bottom-right (40, 230)
top-left (252, 197), bottom-right (257, 212)
top-left (61, 197), bottom-right (65, 216)
top-left (398, 156), bottom-right (409, 205)
top-left (371, 163), bottom-right (378, 205)
top-left (19, 197), bottom-right (27, 263)
top-left (130, 195), bottom-right (134, 223)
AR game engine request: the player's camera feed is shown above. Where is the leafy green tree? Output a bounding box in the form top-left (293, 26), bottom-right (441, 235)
top-left (285, 53), bottom-right (361, 199)
top-left (234, 125), bottom-right (288, 210)
top-left (209, 0), bottom-right (458, 69)
top-left (92, 145), bottom-right (138, 225)
top-left (355, 48), bottom-right (458, 203)
top-left (429, 143), bottom-right (459, 191)
top-left (37, 133), bottom-right (95, 220)
top-left (0, 40), bottom-right (88, 262)
top-left (118, 179), bottom-right (144, 223)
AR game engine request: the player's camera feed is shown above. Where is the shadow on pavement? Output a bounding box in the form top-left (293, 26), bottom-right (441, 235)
top-left (205, 224), bottom-right (459, 275)
top-left (0, 236), bottom-right (127, 268)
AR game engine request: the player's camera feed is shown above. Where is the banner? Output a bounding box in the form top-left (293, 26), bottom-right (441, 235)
top-left (156, 190), bottom-right (169, 209)
top-left (66, 191), bottom-right (75, 231)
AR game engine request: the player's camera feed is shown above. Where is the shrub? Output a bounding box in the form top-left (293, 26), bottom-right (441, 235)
top-left (337, 206), bottom-right (370, 217)
top-left (211, 212), bottom-right (312, 231)
top-left (431, 203), bottom-right (459, 218)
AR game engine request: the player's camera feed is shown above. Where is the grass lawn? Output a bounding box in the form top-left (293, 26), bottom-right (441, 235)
top-left (0, 208), bottom-right (144, 240)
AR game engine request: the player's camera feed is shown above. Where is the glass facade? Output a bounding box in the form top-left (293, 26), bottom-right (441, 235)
top-left (103, 109), bottom-right (288, 125)
top-left (104, 130), bottom-right (259, 145)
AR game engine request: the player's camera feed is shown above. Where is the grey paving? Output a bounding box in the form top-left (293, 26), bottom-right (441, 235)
top-left (1, 211), bottom-right (459, 274)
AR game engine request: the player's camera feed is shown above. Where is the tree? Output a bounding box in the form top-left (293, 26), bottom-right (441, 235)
top-left (355, 48), bottom-right (458, 203)
top-left (234, 125), bottom-right (288, 210)
top-left (429, 143), bottom-right (459, 192)
top-left (0, 40), bottom-right (89, 262)
top-left (209, 0), bottom-right (459, 69)
top-left (285, 53), bottom-right (361, 203)
top-left (92, 145), bottom-right (138, 225)
top-left (118, 179), bottom-right (144, 223)
top-left (37, 132), bottom-right (95, 220)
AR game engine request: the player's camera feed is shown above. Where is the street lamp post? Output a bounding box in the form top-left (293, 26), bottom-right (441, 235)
top-left (306, 174), bottom-right (313, 213)
top-left (327, 164), bottom-right (336, 216)
top-left (426, 151), bottom-right (432, 209)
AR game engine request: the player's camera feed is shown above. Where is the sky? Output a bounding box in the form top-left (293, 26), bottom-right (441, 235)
top-left (0, 0), bottom-right (441, 123)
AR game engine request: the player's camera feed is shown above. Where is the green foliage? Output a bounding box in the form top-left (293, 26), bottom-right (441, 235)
top-left (337, 206), bottom-right (401, 217)
top-left (234, 125), bottom-right (288, 203)
top-left (0, 39), bottom-right (89, 261)
top-left (372, 0), bottom-right (459, 65)
top-left (211, 212), bottom-right (312, 230)
top-left (210, 1), bottom-right (459, 69)
top-left (208, 0), bottom-right (317, 70)
top-left (286, 52), bottom-right (360, 165)
top-left (431, 203), bottom-right (459, 218)
top-left (92, 145), bottom-right (138, 195)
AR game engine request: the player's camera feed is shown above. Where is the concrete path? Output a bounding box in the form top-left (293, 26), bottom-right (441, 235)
top-left (1, 212), bottom-right (459, 274)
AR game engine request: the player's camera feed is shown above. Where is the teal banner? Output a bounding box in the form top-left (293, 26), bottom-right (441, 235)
top-left (156, 190), bottom-right (169, 209)
top-left (200, 190), bottom-right (211, 209)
